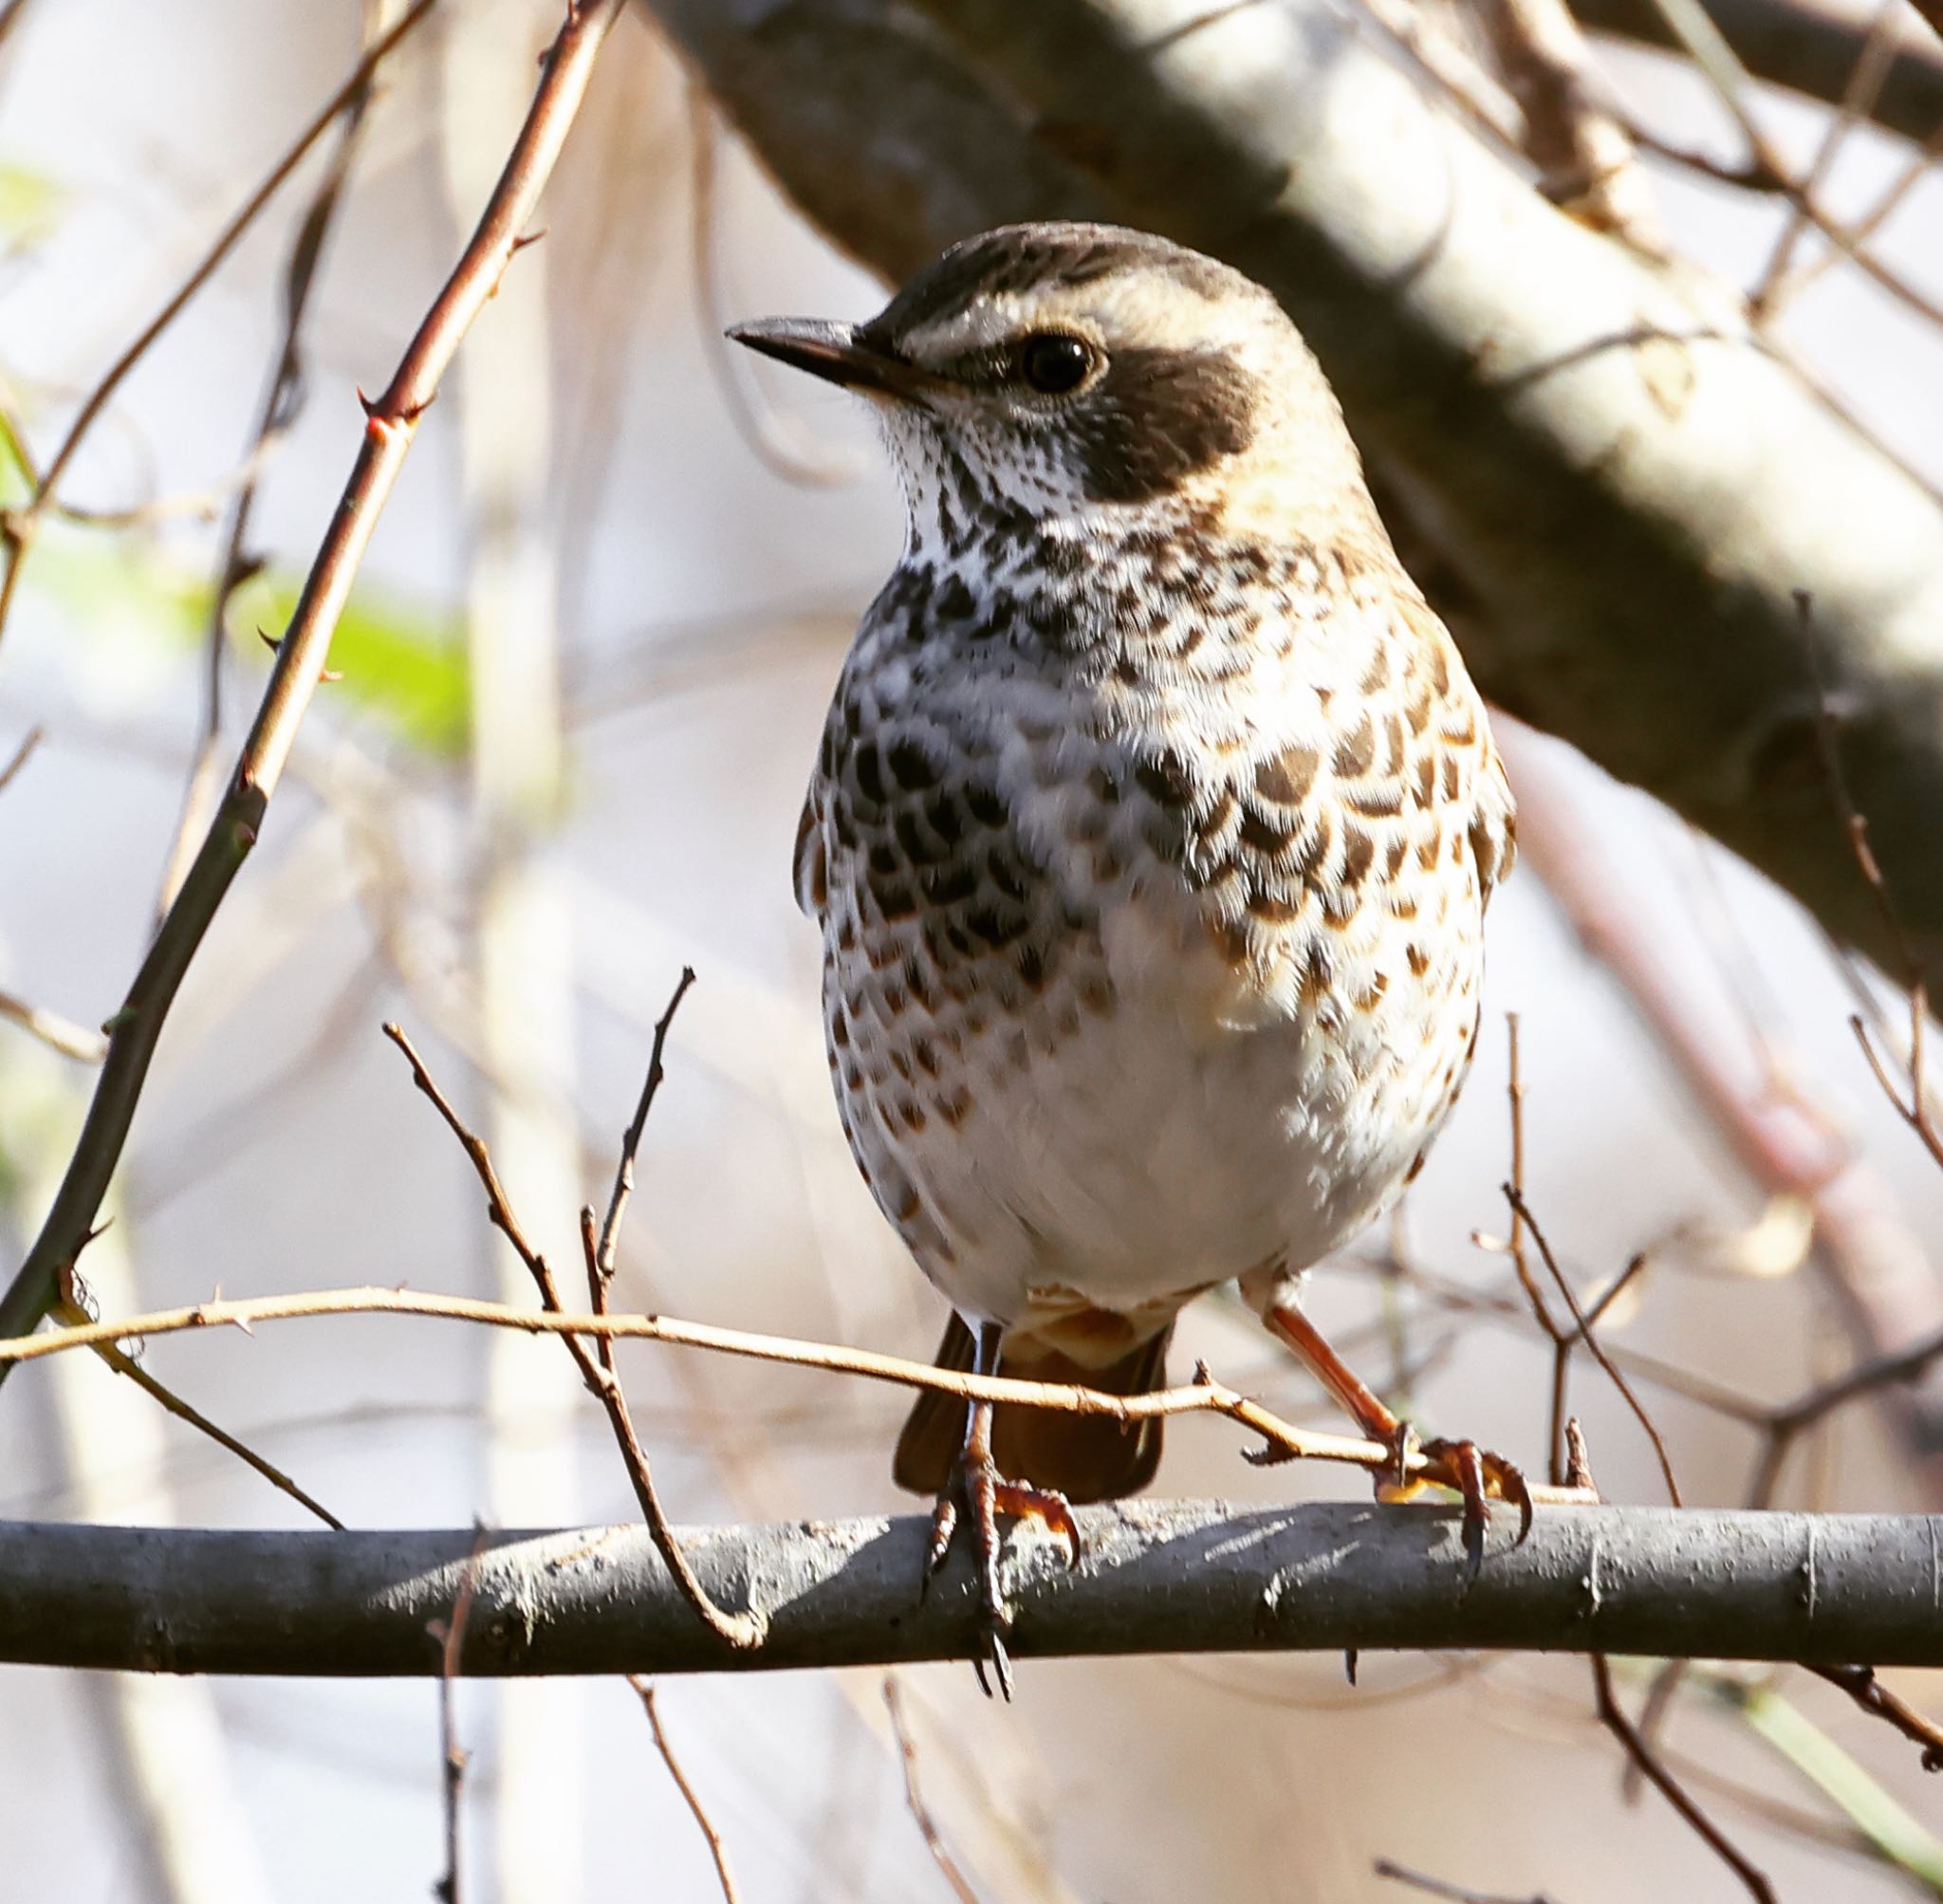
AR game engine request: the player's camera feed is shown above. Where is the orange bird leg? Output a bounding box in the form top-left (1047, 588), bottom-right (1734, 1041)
top-left (1257, 1295), bottom-right (1531, 1575)
top-left (923, 1318), bottom-right (1081, 1700)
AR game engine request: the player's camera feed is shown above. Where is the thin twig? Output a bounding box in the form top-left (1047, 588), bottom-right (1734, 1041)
top-left (0, 989), bottom-right (107, 1063)
top-left (382, 1021), bottom-right (766, 1650)
top-left (0, 0), bottom-right (442, 651)
top-left (430, 1524), bottom-right (489, 1904)
top-left (0, 0), bottom-right (627, 1356)
top-left (1749, 0), bottom-right (1902, 317)
top-left (626, 1677), bottom-right (743, 1903)
top-left (1772, 123), bottom-right (1943, 310)
top-left (1373, 1859), bottom-right (1559, 1904)
top-left (1806, 1664), bottom-right (1943, 1773)
top-left (1499, 1016), bottom-right (1565, 1486)
top-left (884, 1677), bottom-right (981, 1904)
top-left (0, 723), bottom-right (41, 796)
top-left (1591, 1654), bottom-right (1777, 1902)
top-left (594, 966), bottom-right (694, 1284)
top-left (1504, 1185), bottom-right (1684, 1508)
top-left (52, 1271), bottom-right (342, 1529)
top-left (0, 1277), bottom-right (1590, 1501)
top-left (1501, 716), bottom-right (1943, 1496)
top-left (1798, 594), bottom-right (1943, 1173)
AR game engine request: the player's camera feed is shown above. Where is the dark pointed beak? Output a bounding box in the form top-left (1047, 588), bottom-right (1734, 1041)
top-left (727, 317), bottom-right (927, 399)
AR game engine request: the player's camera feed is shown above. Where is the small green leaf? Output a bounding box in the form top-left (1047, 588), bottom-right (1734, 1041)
top-left (243, 573), bottom-right (469, 757)
top-left (0, 160), bottom-right (66, 243)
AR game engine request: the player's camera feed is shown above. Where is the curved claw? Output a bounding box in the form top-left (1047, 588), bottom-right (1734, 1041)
top-left (992, 1478), bottom-right (1082, 1570)
top-left (1417, 1435), bottom-right (1531, 1577)
top-left (924, 1451), bottom-right (1076, 1699)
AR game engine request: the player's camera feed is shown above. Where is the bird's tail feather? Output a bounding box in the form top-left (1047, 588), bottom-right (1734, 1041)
top-left (893, 1311), bottom-right (1172, 1505)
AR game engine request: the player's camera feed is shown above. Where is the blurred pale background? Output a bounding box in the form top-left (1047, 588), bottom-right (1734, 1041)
top-left (3, 1), bottom-right (1943, 1898)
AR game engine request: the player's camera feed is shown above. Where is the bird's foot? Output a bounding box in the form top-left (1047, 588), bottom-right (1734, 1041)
top-left (1378, 1428), bottom-right (1533, 1576)
top-left (924, 1450), bottom-right (1080, 1701)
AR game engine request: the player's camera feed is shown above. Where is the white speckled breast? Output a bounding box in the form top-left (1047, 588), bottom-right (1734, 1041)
top-left (795, 497), bottom-right (1512, 1334)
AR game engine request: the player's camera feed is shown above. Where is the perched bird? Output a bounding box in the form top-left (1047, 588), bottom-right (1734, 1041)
top-left (731, 223), bottom-right (1524, 1692)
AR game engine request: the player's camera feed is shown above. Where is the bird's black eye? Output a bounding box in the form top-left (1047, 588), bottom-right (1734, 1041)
top-left (1017, 332), bottom-right (1096, 395)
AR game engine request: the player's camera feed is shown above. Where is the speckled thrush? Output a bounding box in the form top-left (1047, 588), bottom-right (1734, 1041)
top-left (732, 223), bottom-right (1526, 1694)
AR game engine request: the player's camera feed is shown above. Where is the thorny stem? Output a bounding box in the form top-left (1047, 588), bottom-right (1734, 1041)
top-left (0, 0), bottom-right (626, 1357)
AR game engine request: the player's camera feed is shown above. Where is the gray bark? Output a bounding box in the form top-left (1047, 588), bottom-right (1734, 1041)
top-left (5, 1503), bottom-right (1940, 1675)
top-left (651, 0), bottom-right (1943, 974)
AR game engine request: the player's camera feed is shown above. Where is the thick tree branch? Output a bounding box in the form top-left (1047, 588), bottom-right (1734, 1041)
top-left (3, 1504), bottom-right (1941, 1674)
top-left (650, 0), bottom-right (1943, 973)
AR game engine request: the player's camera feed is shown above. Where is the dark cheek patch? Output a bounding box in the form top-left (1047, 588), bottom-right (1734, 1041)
top-left (1070, 347), bottom-right (1257, 504)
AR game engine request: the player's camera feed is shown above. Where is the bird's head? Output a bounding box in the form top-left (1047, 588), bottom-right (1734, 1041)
top-left (730, 222), bottom-right (1373, 546)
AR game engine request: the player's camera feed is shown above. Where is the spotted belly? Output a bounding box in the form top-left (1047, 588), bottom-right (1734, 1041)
top-left (821, 860), bottom-right (1484, 1329)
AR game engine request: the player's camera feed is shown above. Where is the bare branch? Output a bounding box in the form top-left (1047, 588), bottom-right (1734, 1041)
top-left (1805, 1664), bottom-right (1943, 1773)
top-left (593, 967), bottom-right (694, 1284)
top-left (1503, 1185), bottom-right (1685, 1508)
top-left (0, 989), bottom-right (107, 1064)
top-left (52, 1273), bottom-right (342, 1530)
top-left (382, 1021), bottom-right (764, 1652)
top-left (0, 1280), bottom-right (1594, 1503)
top-left (3, 1504), bottom-right (1942, 1674)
